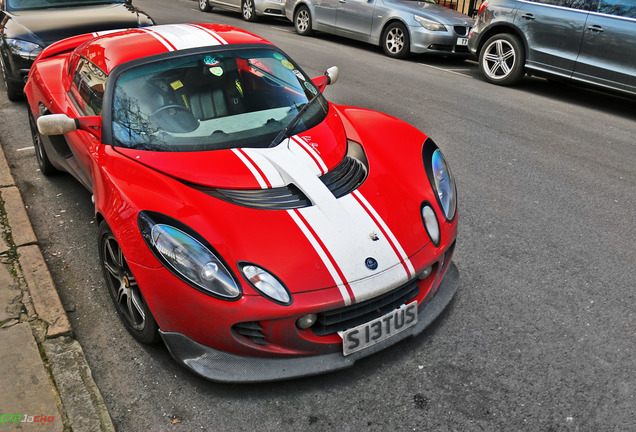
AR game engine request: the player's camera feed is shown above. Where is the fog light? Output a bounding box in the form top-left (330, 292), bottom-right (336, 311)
top-left (418, 266), bottom-right (433, 280)
top-left (297, 314), bottom-right (317, 329)
top-left (421, 204), bottom-right (440, 246)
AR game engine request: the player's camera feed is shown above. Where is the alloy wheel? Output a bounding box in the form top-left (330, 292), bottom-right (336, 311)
top-left (482, 39), bottom-right (516, 80)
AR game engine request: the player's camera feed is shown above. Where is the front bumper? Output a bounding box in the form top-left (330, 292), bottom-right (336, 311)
top-left (255, 0), bottom-right (285, 17)
top-left (409, 25), bottom-right (472, 56)
top-left (161, 261), bottom-right (459, 382)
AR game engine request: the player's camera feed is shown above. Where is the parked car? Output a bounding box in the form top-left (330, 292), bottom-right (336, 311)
top-left (285, 0), bottom-right (474, 59)
top-left (26, 23), bottom-right (459, 382)
top-left (0, 0), bottom-right (154, 101)
top-left (468, 0), bottom-right (636, 96)
top-left (198, 0), bottom-right (286, 22)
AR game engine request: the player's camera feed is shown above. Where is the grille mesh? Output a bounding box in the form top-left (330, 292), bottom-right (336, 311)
top-left (311, 281), bottom-right (420, 336)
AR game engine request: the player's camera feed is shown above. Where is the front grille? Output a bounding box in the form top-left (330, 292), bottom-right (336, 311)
top-left (188, 155), bottom-right (367, 209)
top-left (311, 281), bottom-right (420, 336)
top-left (454, 26), bottom-right (469, 36)
top-left (233, 321), bottom-right (269, 345)
top-left (320, 156), bottom-right (367, 198)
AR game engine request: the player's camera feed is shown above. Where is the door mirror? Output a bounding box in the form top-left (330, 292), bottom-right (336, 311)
top-left (312, 66), bottom-right (339, 92)
top-left (37, 114), bottom-right (101, 139)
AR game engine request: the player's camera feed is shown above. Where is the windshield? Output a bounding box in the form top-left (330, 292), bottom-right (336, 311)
top-left (7, 0), bottom-right (124, 11)
top-left (111, 48), bottom-right (328, 152)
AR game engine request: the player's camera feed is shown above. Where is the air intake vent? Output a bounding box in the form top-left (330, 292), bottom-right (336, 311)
top-left (186, 155), bottom-right (367, 209)
top-left (321, 156), bottom-right (367, 198)
top-left (233, 321), bottom-right (269, 345)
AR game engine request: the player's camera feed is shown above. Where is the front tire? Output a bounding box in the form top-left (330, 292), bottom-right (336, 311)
top-left (294, 6), bottom-right (312, 36)
top-left (0, 55), bottom-right (22, 101)
top-left (99, 221), bottom-right (160, 344)
top-left (382, 22), bottom-right (410, 59)
top-left (242, 0), bottom-right (258, 21)
top-left (28, 111), bottom-right (57, 176)
top-left (198, 0), bottom-right (212, 12)
top-left (479, 33), bottom-right (525, 85)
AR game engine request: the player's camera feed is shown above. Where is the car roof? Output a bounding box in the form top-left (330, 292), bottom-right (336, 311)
top-left (75, 23), bottom-right (273, 74)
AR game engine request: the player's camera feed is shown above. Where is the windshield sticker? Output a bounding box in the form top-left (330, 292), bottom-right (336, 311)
top-left (210, 66), bottom-right (224, 76)
top-left (273, 53), bottom-right (285, 61)
top-left (235, 79), bottom-right (243, 97)
top-left (304, 81), bottom-right (318, 95)
top-left (204, 56), bottom-right (220, 66)
top-left (293, 70), bottom-right (305, 81)
top-left (281, 60), bottom-right (294, 70)
top-left (170, 80), bottom-right (184, 90)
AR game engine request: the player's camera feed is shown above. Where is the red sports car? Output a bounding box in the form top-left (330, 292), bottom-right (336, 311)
top-left (25, 23), bottom-right (459, 382)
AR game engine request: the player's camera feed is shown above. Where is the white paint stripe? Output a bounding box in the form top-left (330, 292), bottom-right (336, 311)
top-left (16, 146), bottom-right (34, 152)
top-left (287, 210), bottom-right (352, 306)
top-left (286, 138), bottom-right (321, 177)
top-left (231, 148), bottom-right (268, 189)
top-left (189, 23), bottom-right (227, 45)
top-left (140, 27), bottom-right (175, 51)
top-left (145, 24), bottom-right (224, 51)
top-left (291, 135), bottom-right (328, 174)
top-left (352, 190), bottom-right (416, 276)
top-left (242, 148), bottom-right (285, 188)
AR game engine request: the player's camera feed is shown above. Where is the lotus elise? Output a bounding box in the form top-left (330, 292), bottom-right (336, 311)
top-left (25, 23), bottom-right (459, 382)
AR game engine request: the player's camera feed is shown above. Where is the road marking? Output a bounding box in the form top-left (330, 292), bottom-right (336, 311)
top-left (17, 146), bottom-right (35, 151)
top-left (418, 63), bottom-right (474, 78)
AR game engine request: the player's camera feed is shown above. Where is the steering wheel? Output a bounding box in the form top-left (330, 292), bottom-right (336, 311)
top-left (151, 104), bottom-right (199, 133)
top-left (152, 104), bottom-right (192, 116)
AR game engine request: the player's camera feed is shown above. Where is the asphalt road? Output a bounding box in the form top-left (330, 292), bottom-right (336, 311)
top-left (1, 0), bottom-right (635, 430)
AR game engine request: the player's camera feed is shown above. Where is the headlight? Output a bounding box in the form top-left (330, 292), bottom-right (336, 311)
top-left (239, 263), bottom-right (292, 305)
top-left (432, 149), bottom-right (456, 220)
top-left (138, 212), bottom-right (241, 299)
top-left (423, 139), bottom-right (457, 222)
top-left (414, 15), bottom-right (446, 32)
top-left (6, 39), bottom-right (43, 60)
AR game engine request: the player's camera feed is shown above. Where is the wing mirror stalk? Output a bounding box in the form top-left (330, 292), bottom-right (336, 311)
top-left (312, 66), bottom-right (339, 93)
top-left (37, 114), bottom-right (101, 139)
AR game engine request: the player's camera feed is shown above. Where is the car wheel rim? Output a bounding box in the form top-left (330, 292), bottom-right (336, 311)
top-left (102, 234), bottom-right (146, 331)
top-left (28, 115), bottom-right (46, 166)
top-left (199, 0), bottom-right (207, 9)
top-left (296, 10), bottom-right (309, 32)
top-left (243, 0), bottom-right (252, 19)
top-left (483, 39), bottom-right (516, 79)
top-left (385, 28), bottom-right (404, 54)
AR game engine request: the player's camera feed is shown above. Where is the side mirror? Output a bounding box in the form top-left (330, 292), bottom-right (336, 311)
top-left (37, 114), bottom-right (77, 135)
top-left (312, 66), bottom-right (339, 93)
top-left (37, 114), bottom-right (101, 139)
top-left (325, 66), bottom-right (339, 85)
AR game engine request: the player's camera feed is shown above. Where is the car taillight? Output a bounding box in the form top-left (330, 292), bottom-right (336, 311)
top-left (477, 1), bottom-right (488, 16)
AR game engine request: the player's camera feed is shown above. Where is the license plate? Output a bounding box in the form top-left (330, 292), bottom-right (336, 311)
top-left (342, 302), bottom-right (418, 356)
top-left (457, 37), bottom-right (468, 46)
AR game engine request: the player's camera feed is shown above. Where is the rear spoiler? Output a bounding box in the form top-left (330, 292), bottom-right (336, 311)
top-left (37, 29), bottom-right (127, 61)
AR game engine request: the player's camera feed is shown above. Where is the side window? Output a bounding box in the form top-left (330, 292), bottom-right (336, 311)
top-left (597, 0), bottom-right (636, 17)
top-left (527, 0), bottom-right (589, 9)
top-left (71, 58), bottom-right (107, 116)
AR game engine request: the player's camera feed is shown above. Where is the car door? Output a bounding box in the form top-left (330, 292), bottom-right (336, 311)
top-left (572, 0), bottom-right (636, 94)
top-left (335, 0), bottom-right (375, 39)
top-left (515, 0), bottom-right (591, 77)
top-left (314, 0), bottom-right (340, 30)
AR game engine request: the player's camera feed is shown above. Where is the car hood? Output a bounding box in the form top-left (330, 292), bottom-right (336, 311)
top-left (7, 4), bottom-right (151, 46)
top-left (113, 107), bottom-right (348, 190)
top-left (388, 0), bottom-right (475, 25)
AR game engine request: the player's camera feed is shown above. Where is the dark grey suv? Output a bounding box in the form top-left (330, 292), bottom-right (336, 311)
top-left (467, 0), bottom-right (636, 96)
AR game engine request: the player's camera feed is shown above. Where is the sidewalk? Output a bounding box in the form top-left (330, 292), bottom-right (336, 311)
top-left (0, 146), bottom-right (114, 431)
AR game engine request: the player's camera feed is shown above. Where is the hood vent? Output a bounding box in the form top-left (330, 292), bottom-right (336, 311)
top-left (187, 156), bottom-right (368, 209)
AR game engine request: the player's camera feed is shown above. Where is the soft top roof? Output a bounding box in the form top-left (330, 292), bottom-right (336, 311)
top-left (40, 23), bottom-right (272, 74)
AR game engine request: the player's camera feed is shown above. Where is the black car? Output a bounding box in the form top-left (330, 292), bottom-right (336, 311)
top-left (0, 0), bottom-right (154, 101)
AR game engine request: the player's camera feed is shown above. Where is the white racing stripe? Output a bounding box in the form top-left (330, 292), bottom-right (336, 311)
top-left (141, 24), bottom-right (226, 51)
top-left (237, 143), bottom-right (412, 304)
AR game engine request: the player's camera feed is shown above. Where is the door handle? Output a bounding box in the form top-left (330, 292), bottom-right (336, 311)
top-left (521, 13), bottom-right (535, 20)
top-left (587, 25), bottom-right (604, 32)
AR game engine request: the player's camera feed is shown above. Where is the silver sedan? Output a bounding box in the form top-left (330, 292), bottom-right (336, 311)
top-left (285, 0), bottom-right (474, 58)
top-left (198, 0), bottom-right (286, 21)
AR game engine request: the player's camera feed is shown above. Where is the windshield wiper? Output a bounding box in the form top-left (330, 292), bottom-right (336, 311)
top-left (268, 92), bottom-right (322, 148)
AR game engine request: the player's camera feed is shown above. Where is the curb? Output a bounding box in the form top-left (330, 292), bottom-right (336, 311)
top-left (0, 142), bottom-right (115, 432)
